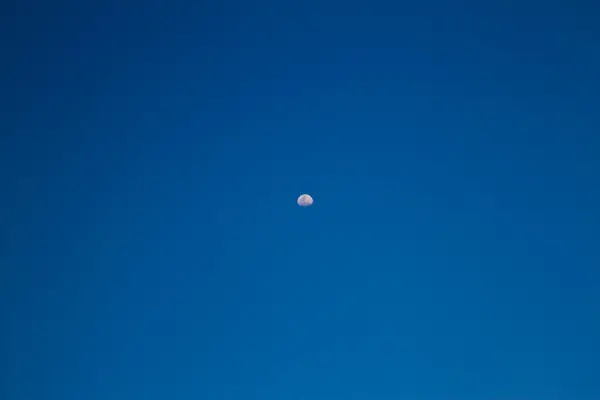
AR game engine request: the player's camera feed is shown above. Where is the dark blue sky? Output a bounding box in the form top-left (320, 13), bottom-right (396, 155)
top-left (2, 1), bottom-right (600, 399)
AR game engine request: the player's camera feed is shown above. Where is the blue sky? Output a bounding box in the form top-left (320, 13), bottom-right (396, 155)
top-left (2, 1), bottom-right (600, 399)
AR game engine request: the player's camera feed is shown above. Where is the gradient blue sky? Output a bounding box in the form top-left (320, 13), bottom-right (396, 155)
top-left (2, 1), bottom-right (600, 399)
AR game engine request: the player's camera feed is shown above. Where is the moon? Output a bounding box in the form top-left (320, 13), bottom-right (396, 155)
top-left (297, 194), bottom-right (314, 207)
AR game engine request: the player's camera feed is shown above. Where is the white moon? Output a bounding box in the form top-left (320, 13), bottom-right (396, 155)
top-left (297, 194), bottom-right (313, 207)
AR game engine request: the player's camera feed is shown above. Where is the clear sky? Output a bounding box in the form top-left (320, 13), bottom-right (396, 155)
top-left (2, 1), bottom-right (600, 399)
